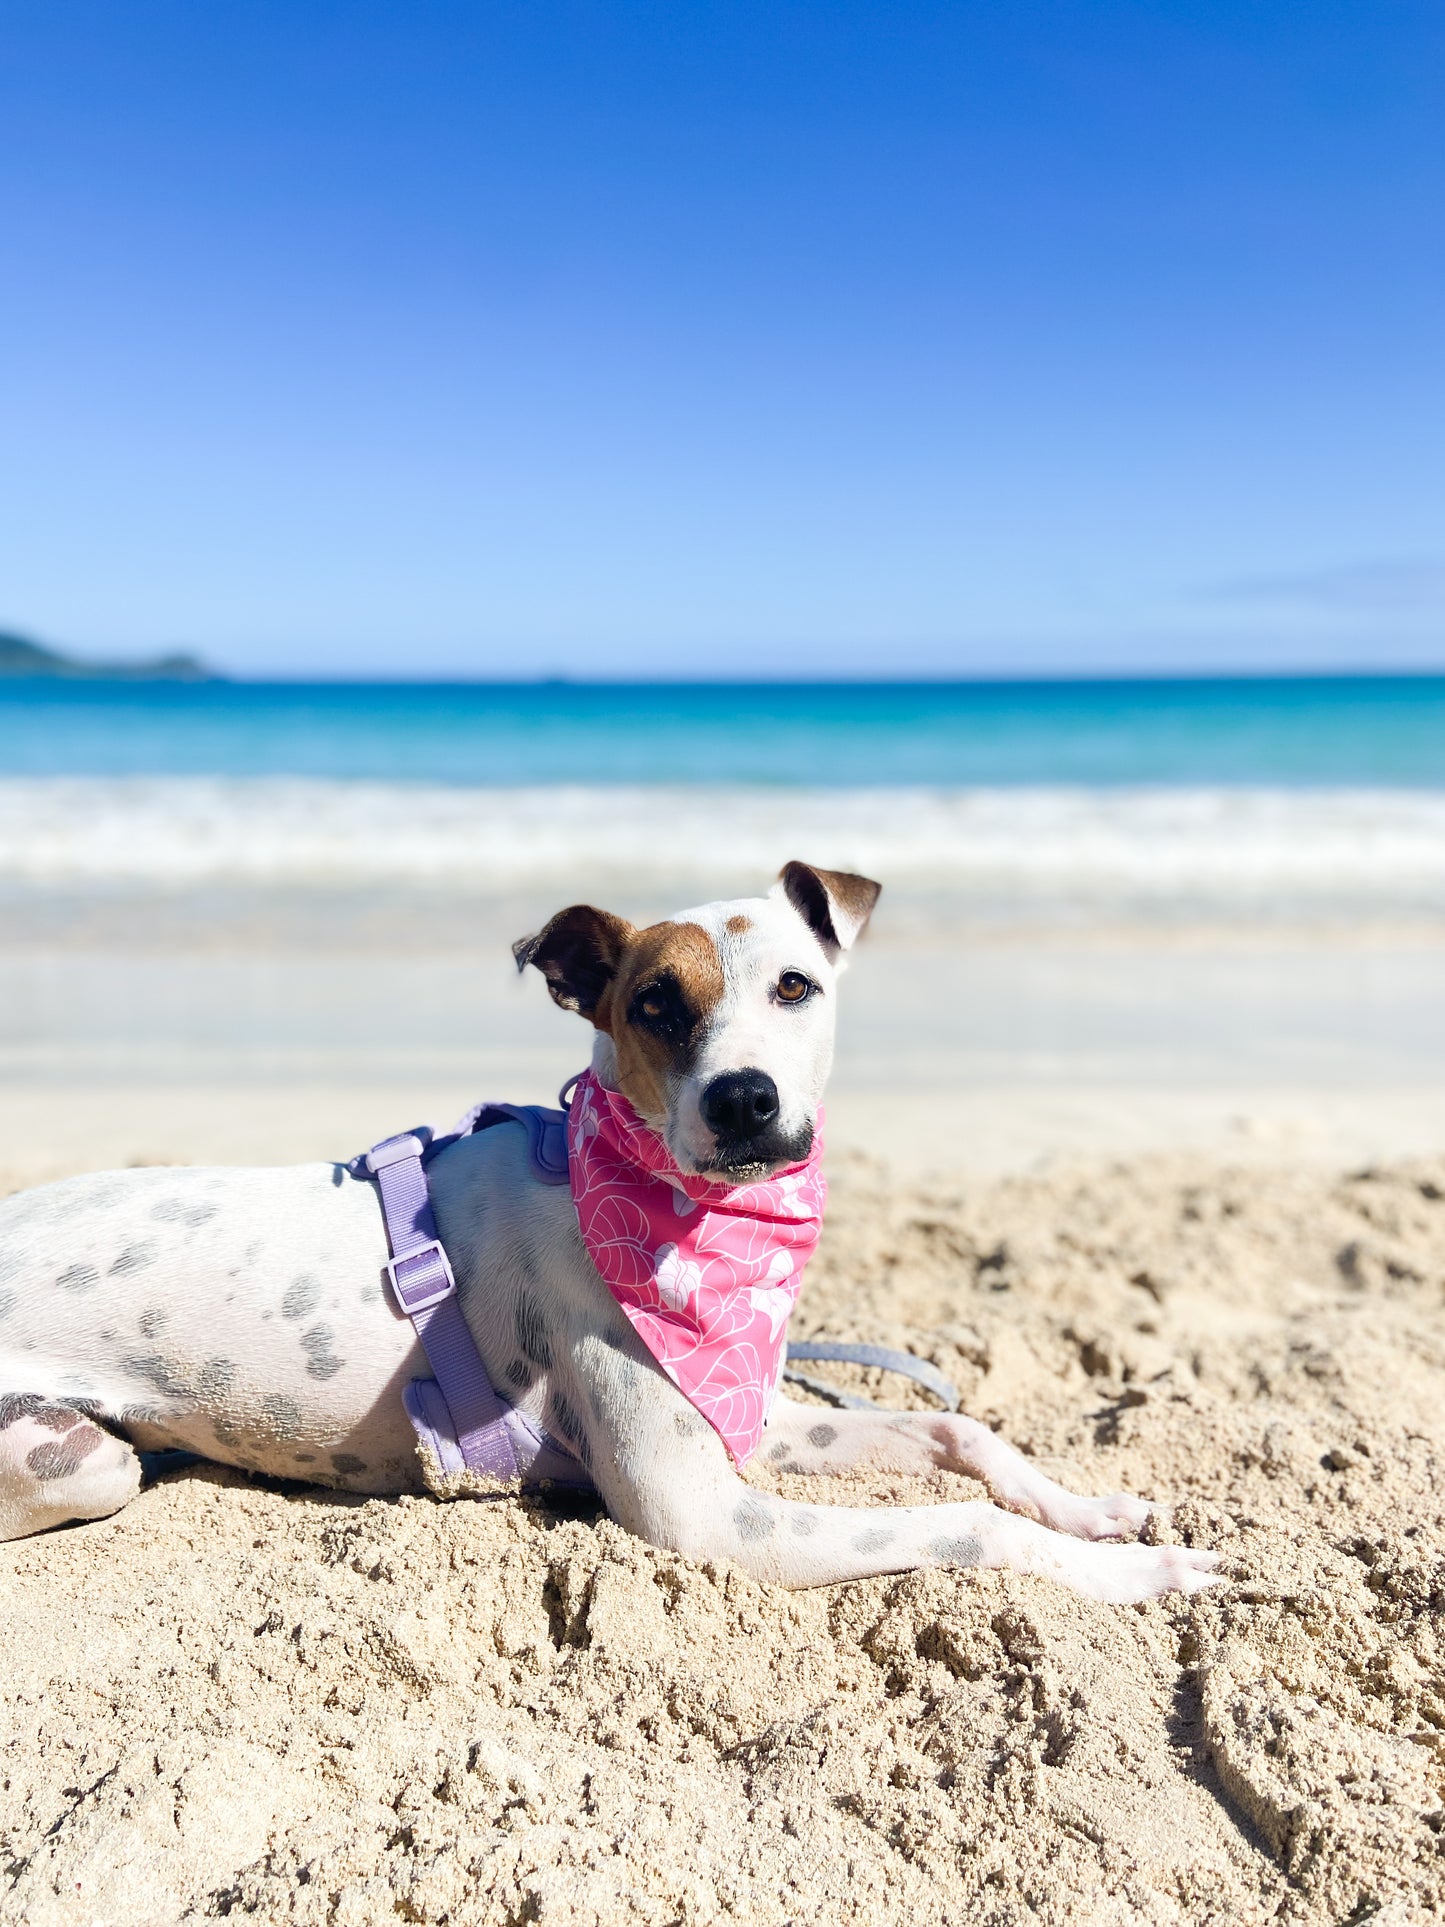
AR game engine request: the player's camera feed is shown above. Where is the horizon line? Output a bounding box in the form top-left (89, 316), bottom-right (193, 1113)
top-left (8, 664), bottom-right (1445, 690)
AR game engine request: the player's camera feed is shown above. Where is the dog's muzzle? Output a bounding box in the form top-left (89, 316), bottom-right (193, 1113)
top-left (698, 1068), bottom-right (812, 1174)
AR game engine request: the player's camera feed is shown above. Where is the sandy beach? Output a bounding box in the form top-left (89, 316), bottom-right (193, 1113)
top-left (2, 866), bottom-right (1444, 1924)
top-left (3, 1140), bottom-right (1444, 1923)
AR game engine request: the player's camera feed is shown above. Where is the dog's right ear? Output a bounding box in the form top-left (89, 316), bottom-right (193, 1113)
top-left (775, 861), bottom-right (881, 956)
top-left (513, 906), bottom-right (635, 1025)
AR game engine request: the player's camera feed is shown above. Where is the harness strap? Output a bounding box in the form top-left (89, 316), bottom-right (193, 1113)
top-left (362, 1098), bottom-right (961, 1479)
top-left (365, 1132), bottom-right (520, 1481)
top-left (783, 1340), bottom-right (961, 1413)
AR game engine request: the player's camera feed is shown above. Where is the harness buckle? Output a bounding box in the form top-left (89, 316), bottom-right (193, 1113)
top-left (386, 1239), bottom-right (456, 1315)
top-left (366, 1133), bottom-right (425, 1174)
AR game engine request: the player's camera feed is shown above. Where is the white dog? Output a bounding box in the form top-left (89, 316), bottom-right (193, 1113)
top-left (0, 862), bottom-right (1217, 1601)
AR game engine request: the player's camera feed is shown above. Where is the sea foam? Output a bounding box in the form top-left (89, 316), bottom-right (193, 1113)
top-left (1, 777), bottom-right (1443, 914)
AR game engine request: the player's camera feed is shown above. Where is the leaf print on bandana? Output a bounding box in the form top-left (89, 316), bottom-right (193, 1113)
top-left (654, 1243), bottom-right (704, 1312)
top-left (567, 1069), bottom-right (825, 1465)
top-left (747, 1281), bottom-right (794, 1342)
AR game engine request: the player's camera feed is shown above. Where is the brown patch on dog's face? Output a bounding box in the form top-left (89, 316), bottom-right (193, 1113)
top-left (725, 914), bottom-right (751, 935)
top-left (600, 920), bottom-right (726, 1121)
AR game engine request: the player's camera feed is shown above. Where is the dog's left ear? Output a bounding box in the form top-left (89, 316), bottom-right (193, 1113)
top-left (774, 861), bottom-right (881, 956)
top-left (513, 904), bottom-right (635, 1025)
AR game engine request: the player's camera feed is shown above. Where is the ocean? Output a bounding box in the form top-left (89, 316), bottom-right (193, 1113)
top-left (4, 675), bottom-right (1445, 785)
top-left (3, 676), bottom-right (1444, 914)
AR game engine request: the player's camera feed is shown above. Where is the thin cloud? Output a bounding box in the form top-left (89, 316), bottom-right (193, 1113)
top-left (1202, 559), bottom-right (1445, 614)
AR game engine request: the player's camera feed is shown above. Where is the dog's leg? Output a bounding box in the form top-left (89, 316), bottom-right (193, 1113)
top-left (0, 1394), bottom-right (141, 1542)
top-left (762, 1394), bottom-right (1151, 1540)
top-left (575, 1352), bottom-right (1218, 1600)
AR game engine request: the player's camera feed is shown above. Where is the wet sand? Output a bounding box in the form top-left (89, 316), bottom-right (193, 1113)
top-left (3, 884), bottom-right (1444, 1176)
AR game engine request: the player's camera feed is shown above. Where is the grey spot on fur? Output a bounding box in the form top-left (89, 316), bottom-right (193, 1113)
top-left (198, 1357), bottom-right (237, 1397)
top-left (359, 1281), bottom-right (382, 1305)
top-left (607, 1349), bottom-right (645, 1388)
top-left (0, 1290), bottom-right (13, 1321)
top-left (295, 1452), bottom-right (317, 1464)
top-left (0, 1392), bottom-right (44, 1429)
top-left (807, 1423), bottom-right (838, 1450)
top-left (672, 1409), bottom-right (708, 1439)
top-left (514, 1288), bottom-right (553, 1369)
top-left (122, 1354), bottom-right (194, 1399)
top-left (150, 1198), bottom-right (216, 1226)
top-left (790, 1510), bottom-right (819, 1536)
top-left (109, 1242), bottom-right (157, 1277)
top-left (262, 1394), bottom-right (302, 1435)
top-left (330, 1164), bottom-right (345, 1187)
top-left (503, 1356), bottom-right (535, 1393)
top-left (734, 1499), bottom-right (776, 1543)
top-left (331, 1453), bottom-right (366, 1475)
top-left (781, 1461), bottom-right (807, 1476)
top-left (283, 1275), bottom-right (322, 1321)
top-left (548, 1393), bottom-right (592, 1466)
top-left (929, 1533), bottom-right (984, 1567)
top-left (27, 1426), bottom-right (104, 1480)
top-left (300, 1325), bottom-right (344, 1380)
top-left (57, 1264), bottom-right (100, 1293)
top-left (853, 1527), bottom-right (895, 1554)
top-left (767, 1440), bottom-right (790, 1463)
top-left (138, 1306), bottom-right (169, 1340)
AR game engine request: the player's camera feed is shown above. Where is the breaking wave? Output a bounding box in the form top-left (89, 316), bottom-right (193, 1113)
top-left (2, 777), bottom-right (1443, 914)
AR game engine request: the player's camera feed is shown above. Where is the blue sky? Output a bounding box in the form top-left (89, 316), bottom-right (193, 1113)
top-left (1, 1), bottom-right (1441, 678)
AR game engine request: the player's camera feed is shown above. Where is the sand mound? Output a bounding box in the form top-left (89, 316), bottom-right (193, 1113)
top-left (3, 1152), bottom-right (1444, 1924)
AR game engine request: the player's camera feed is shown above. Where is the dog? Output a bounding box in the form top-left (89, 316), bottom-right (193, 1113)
top-left (0, 862), bottom-right (1218, 1601)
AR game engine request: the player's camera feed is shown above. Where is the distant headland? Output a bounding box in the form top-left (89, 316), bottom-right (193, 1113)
top-left (0, 630), bottom-right (219, 682)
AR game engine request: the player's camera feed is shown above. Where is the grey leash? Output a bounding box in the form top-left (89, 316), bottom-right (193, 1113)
top-left (784, 1340), bottom-right (960, 1413)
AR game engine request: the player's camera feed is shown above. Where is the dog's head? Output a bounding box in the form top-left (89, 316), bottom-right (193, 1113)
top-left (514, 862), bottom-right (880, 1183)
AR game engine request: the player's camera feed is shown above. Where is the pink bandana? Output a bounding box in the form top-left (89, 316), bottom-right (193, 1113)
top-left (566, 1068), bottom-right (826, 1465)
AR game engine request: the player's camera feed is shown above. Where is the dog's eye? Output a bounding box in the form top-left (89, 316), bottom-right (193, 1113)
top-left (631, 981), bottom-right (688, 1034)
top-left (776, 971), bottom-right (814, 1004)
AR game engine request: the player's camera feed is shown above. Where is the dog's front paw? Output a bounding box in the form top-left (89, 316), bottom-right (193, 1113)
top-left (997, 1477), bottom-right (1153, 1541)
top-left (1072, 1539), bottom-right (1222, 1603)
top-left (1051, 1488), bottom-right (1154, 1541)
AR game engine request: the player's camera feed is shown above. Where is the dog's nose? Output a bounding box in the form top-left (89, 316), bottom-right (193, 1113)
top-left (701, 1069), bottom-right (781, 1140)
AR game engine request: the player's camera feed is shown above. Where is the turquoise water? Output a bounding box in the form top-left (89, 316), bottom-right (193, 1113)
top-left (2, 676), bottom-right (1444, 786)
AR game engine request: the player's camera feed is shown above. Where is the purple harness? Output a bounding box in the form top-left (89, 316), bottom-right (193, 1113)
top-left (352, 1103), bottom-right (593, 1492)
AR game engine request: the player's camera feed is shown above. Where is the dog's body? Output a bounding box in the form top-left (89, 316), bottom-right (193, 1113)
top-left (0, 865), bottom-right (1217, 1601)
